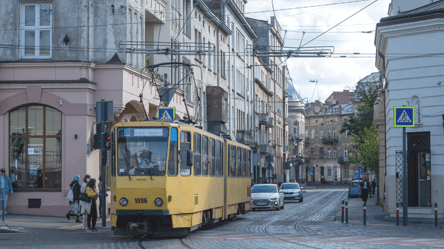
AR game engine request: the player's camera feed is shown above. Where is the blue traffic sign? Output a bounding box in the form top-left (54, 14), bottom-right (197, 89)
top-left (361, 169), bottom-right (364, 175)
top-left (157, 107), bottom-right (176, 120)
top-left (354, 169), bottom-right (360, 178)
top-left (309, 171), bottom-right (314, 176)
top-left (394, 106), bottom-right (415, 127)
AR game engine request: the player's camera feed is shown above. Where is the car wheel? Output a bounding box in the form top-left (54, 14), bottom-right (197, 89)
top-left (348, 194), bottom-right (351, 198)
top-left (300, 198), bottom-right (303, 203)
top-left (281, 204), bottom-right (284, 209)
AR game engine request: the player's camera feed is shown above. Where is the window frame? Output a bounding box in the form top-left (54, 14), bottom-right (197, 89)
top-left (9, 105), bottom-right (62, 191)
top-left (20, 3), bottom-right (53, 59)
top-left (180, 130), bottom-right (192, 176)
top-left (193, 132), bottom-right (202, 176)
top-left (202, 135), bottom-right (209, 176)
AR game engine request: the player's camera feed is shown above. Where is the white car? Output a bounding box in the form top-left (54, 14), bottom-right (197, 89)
top-left (250, 184), bottom-right (284, 211)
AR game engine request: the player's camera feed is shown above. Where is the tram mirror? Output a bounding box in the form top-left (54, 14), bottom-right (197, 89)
top-left (187, 150), bottom-right (194, 166)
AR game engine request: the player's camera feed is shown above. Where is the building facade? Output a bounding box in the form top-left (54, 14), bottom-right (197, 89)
top-left (375, 0), bottom-right (444, 218)
top-left (304, 92), bottom-right (357, 184)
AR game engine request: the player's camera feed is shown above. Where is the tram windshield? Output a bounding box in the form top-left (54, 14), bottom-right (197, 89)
top-left (117, 127), bottom-right (169, 176)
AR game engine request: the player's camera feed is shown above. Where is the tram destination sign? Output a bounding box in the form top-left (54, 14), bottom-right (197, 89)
top-left (394, 106), bottom-right (415, 127)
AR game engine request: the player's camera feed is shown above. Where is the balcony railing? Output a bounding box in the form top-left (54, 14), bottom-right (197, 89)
top-left (266, 117), bottom-right (274, 128)
top-left (259, 144), bottom-right (271, 154)
top-left (236, 130), bottom-right (254, 146)
top-left (323, 136), bottom-right (338, 144)
top-left (259, 113), bottom-right (270, 126)
top-left (338, 156), bottom-right (350, 164)
top-left (145, 0), bottom-right (166, 23)
top-left (290, 133), bottom-right (304, 141)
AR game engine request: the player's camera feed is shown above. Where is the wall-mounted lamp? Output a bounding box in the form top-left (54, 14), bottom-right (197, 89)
top-left (63, 35), bottom-right (70, 45)
top-left (59, 100), bottom-right (63, 106)
top-left (111, 5), bottom-right (115, 14)
top-left (120, 5), bottom-right (126, 14)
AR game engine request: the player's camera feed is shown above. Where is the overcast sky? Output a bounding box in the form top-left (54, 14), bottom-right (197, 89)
top-left (245, 0), bottom-right (392, 102)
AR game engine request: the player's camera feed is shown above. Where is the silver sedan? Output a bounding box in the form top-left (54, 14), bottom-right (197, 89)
top-left (250, 184), bottom-right (284, 211)
top-left (280, 183), bottom-right (304, 202)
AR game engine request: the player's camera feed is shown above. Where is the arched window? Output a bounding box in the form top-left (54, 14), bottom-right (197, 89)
top-left (9, 105), bottom-right (62, 191)
top-left (411, 96), bottom-right (421, 124)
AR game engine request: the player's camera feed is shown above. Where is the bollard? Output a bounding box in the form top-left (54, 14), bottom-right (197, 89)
top-left (341, 200), bottom-right (345, 223)
top-left (435, 203), bottom-right (438, 228)
top-left (396, 203), bottom-right (400, 227)
top-left (363, 202), bottom-right (367, 226)
top-left (345, 201), bottom-right (349, 224)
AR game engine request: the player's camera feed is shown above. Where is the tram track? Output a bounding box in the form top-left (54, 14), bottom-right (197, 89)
top-left (261, 186), bottom-right (347, 249)
top-left (137, 234), bottom-right (193, 249)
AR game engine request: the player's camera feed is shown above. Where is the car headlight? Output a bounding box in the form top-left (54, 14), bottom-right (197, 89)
top-left (269, 197), bottom-right (278, 201)
top-left (119, 197), bottom-right (128, 206)
top-left (154, 197), bottom-right (163, 207)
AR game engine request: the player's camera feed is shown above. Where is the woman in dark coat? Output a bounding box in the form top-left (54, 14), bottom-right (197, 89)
top-left (360, 177), bottom-right (371, 203)
top-left (66, 175), bottom-right (81, 222)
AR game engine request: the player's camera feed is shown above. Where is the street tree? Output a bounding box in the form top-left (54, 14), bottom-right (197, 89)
top-left (348, 126), bottom-right (379, 176)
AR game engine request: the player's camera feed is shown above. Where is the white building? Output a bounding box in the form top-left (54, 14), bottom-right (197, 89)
top-left (375, 0), bottom-right (444, 219)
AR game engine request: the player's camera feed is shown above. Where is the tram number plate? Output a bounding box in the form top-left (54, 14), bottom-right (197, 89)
top-left (257, 201), bottom-right (267, 205)
top-left (135, 198), bottom-right (147, 204)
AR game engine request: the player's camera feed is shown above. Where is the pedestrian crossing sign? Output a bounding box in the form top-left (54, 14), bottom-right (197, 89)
top-left (157, 107), bottom-right (175, 120)
top-left (394, 106), bottom-right (415, 127)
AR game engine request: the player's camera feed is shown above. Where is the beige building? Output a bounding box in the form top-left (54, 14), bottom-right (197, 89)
top-left (304, 94), bottom-right (357, 184)
top-left (287, 98), bottom-right (306, 182)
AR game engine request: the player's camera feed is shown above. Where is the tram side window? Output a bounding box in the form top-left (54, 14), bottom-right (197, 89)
top-left (220, 141), bottom-right (224, 177)
top-left (247, 150), bottom-right (251, 178)
top-left (242, 148), bottom-right (246, 178)
top-left (202, 136), bottom-right (208, 176)
top-left (237, 147), bottom-right (242, 177)
top-left (194, 133), bottom-right (201, 176)
top-left (111, 132), bottom-right (116, 176)
top-left (231, 145), bottom-right (236, 177)
top-left (180, 131), bottom-right (192, 176)
top-left (227, 144), bottom-right (231, 177)
top-left (168, 128), bottom-right (178, 176)
top-left (209, 138), bottom-right (215, 177)
top-left (215, 141), bottom-right (221, 177)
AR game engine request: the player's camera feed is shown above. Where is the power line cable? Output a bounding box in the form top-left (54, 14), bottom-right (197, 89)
top-left (245, 0), bottom-right (371, 14)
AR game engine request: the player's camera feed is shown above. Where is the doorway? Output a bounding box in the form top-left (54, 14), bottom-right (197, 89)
top-left (407, 133), bottom-right (431, 207)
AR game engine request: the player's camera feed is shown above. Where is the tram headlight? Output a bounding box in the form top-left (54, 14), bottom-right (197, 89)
top-left (119, 197), bottom-right (128, 206)
top-left (154, 197), bottom-right (163, 207)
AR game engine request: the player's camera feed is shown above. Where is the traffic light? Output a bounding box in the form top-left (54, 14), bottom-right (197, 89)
top-left (93, 134), bottom-right (101, 150)
top-left (104, 132), bottom-right (111, 149)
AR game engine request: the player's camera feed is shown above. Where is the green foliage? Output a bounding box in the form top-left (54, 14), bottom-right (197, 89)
top-left (348, 126), bottom-right (379, 177)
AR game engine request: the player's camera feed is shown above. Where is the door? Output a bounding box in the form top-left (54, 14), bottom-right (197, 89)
top-left (407, 133), bottom-right (431, 207)
top-left (418, 152), bottom-right (431, 207)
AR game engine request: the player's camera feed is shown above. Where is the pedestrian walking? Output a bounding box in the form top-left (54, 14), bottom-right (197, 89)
top-left (360, 177), bottom-right (370, 203)
top-left (0, 168), bottom-right (13, 214)
top-left (85, 179), bottom-right (99, 232)
top-left (80, 174), bottom-right (90, 230)
top-left (66, 175), bottom-right (81, 222)
top-left (98, 176), bottom-right (110, 218)
top-left (372, 179), bottom-right (377, 195)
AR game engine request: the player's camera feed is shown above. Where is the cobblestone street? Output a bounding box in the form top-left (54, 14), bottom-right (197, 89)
top-left (1, 185), bottom-right (443, 249)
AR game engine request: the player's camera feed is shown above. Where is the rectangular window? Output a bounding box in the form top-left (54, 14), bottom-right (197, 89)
top-left (247, 150), bottom-right (251, 178)
top-left (202, 136), bottom-right (208, 176)
top-left (194, 133), bottom-right (201, 176)
top-left (236, 147), bottom-right (241, 177)
top-left (328, 168), bottom-right (332, 177)
top-left (333, 148), bottom-right (337, 158)
top-left (209, 138), bottom-right (215, 176)
top-left (208, 42), bottom-right (212, 70)
top-left (319, 147), bottom-right (324, 159)
top-left (216, 140), bottom-right (222, 177)
top-left (327, 148), bottom-right (331, 158)
top-left (21, 4), bottom-right (52, 58)
top-left (344, 167), bottom-right (349, 177)
top-left (242, 148), bottom-right (246, 178)
top-left (183, 0), bottom-right (191, 37)
top-left (320, 130), bottom-right (324, 139)
top-left (180, 131), bottom-right (192, 176)
top-left (213, 45), bottom-right (217, 73)
top-left (231, 145), bottom-right (236, 177)
top-left (311, 129), bottom-right (315, 139)
top-left (203, 37), bottom-right (206, 65)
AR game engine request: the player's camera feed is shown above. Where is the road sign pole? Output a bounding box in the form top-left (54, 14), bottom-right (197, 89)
top-left (403, 127), bottom-right (408, 226)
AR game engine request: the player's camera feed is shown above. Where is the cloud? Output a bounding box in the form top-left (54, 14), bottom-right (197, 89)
top-left (246, 0), bottom-right (391, 101)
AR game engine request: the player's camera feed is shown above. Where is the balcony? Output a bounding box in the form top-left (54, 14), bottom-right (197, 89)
top-left (290, 133), bottom-right (304, 141)
top-left (259, 144), bottom-right (271, 155)
top-left (323, 136), bottom-right (338, 144)
top-left (236, 130), bottom-right (254, 147)
top-left (259, 113), bottom-right (270, 125)
top-left (338, 156), bottom-right (350, 164)
top-left (145, 0), bottom-right (166, 23)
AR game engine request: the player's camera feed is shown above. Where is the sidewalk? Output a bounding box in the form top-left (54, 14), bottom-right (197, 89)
top-left (335, 194), bottom-right (388, 223)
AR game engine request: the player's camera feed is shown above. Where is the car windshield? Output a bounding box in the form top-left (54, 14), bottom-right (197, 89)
top-left (282, 184), bottom-right (299, 189)
top-left (251, 185), bottom-right (277, 193)
top-left (117, 127), bottom-right (169, 176)
top-left (351, 181), bottom-right (361, 187)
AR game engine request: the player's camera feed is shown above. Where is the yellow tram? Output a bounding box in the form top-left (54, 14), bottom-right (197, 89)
top-left (110, 120), bottom-right (251, 236)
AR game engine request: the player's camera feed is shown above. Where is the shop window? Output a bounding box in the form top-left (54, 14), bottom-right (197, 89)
top-left (9, 105), bottom-right (61, 191)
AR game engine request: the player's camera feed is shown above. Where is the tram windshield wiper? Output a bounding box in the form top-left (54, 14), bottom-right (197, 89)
top-left (119, 147), bottom-right (132, 180)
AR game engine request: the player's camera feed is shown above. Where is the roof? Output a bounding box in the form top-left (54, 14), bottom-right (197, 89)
top-left (353, 72), bottom-right (381, 100)
top-left (341, 104), bottom-right (354, 115)
top-left (325, 90), bottom-right (353, 105)
top-left (288, 82), bottom-right (302, 101)
top-left (196, 0), bottom-right (232, 36)
top-left (400, 0), bottom-right (444, 15)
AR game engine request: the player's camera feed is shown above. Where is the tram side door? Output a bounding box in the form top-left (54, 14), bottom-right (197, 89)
top-left (178, 130), bottom-right (193, 210)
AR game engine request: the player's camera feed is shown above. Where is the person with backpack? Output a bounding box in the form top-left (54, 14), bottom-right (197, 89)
top-left (79, 174), bottom-right (90, 230)
top-left (66, 175), bottom-right (81, 222)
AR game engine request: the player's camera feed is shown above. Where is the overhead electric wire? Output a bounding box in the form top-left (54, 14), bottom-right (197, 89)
top-left (246, 0), bottom-right (371, 14)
